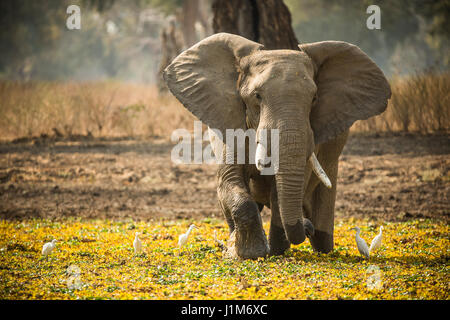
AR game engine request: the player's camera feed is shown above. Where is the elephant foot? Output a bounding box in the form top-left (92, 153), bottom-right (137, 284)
top-left (268, 218), bottom-right (315, 256)
top-left (309, 230), bottom-right (333, 253)
top-left (268, 223), bottom-right (290, 256)
top-left (225, 228), bottom-right (269, 259)
top-left (226, 200), bottom-right (269, 259)
top-left (238, 227), bottom-right (269, 259)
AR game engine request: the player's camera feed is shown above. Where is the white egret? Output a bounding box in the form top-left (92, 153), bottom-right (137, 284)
top-left (133, 232), bottom-right (142, 254)
top-left (42, 239), bottom-right (57, 256)
top-left (178, 224), bottom-right (197, 248)
top-left (369, 226), bottom-right (383, 253)
top-left (351, 227), bottom-right (370, 259)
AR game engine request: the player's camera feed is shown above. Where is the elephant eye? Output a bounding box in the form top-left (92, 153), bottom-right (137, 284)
top-left (255, 92), bottom-right (262, 101)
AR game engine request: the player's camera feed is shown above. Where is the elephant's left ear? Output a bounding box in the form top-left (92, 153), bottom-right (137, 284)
top-left (299, 41), bottom-right (391, 145)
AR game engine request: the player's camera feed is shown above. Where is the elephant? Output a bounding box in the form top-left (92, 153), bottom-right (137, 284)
top-left (164, 33), bottom-right (391, 259)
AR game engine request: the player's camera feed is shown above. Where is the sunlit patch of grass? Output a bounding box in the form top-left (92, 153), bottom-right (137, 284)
top-left (0, 218), bottom-right (448, 300)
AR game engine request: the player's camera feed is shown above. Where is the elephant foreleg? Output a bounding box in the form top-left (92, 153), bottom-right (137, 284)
top-left (217, 164), bottom-right (269, 259)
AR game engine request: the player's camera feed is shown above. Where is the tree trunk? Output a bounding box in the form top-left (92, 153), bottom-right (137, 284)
top-left (181, 0), bottom-right (200, 47)
top-left (157, 0), bottom-right (213, 93)
top-left (212, 0), bottom-right (299, 50)
top-left (157, 21), bottom-right (183, 93)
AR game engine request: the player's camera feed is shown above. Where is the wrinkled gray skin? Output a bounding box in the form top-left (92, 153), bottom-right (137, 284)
top-left (164, 33), bottom-right (391, 259)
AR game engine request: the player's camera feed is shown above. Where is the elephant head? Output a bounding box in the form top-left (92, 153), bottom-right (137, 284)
top-left (164, 33), bottom-right (391, 246)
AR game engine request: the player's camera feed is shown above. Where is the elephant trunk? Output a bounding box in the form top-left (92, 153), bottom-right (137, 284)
top-left (274, 123), bottom-right (308, 245)
top-left (275, 168), bottom-right (306, 244)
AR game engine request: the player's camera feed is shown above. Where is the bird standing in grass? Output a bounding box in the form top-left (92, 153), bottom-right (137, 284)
top-left (133, 232), bottom-right (142, 254)
top-left (178, 224), bottom-right (197, 249)
top-left (351, 227), bottom-right (370, 259)
top-left (369, 226), bottom-right (383, 253)
top-left (42, 239), bottom-right (57, 256)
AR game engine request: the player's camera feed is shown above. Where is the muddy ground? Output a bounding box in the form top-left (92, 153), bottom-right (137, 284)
top-left (0, 132), bottom-right (449, 223)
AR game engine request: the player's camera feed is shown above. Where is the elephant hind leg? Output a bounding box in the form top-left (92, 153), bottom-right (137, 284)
top-left (310, 229), bottom-right (334, 253)
top-left (308, 132), bottom-right (348, 253)
top-left (307, 171), bottom-right (336, 253)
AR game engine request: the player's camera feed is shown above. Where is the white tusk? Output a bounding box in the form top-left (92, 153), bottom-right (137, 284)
top-left (309, 152), bottom-right (332, 189)
top-left (255, 143), bottom-right (269, 171)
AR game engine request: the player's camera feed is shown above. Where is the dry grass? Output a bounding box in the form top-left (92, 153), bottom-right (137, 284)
top-left (0, 81), bottom-right (195, 141)
top-left (353, 70), bottom-right (450, 134)
top-left (0, 70), bottom-right (448, 141)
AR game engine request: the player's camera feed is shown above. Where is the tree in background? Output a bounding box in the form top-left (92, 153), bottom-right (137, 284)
top-left (157, 19), bottom-right (184, 92)
top-left (0, 1), bottom-right (68, 79)
top-left (155, 0), bottom-right (212, 92)
top-left (150, 0), bottom-right (211, 48)
top-left (212, 0), bottom-right (298, 50)
top-left (284, 0), bottom-right (450, 74)
top-left (0, 0), bottom-right (165, 81)
top-left (0, 0), bottom-right (447, 81)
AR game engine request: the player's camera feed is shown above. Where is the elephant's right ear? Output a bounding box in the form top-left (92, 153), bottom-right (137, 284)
top-left (163, 33), bottom-right (263, 137)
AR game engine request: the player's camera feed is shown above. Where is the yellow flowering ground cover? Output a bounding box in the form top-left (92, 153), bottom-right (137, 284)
top-left (0, 217), bottom-right (448, 300)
